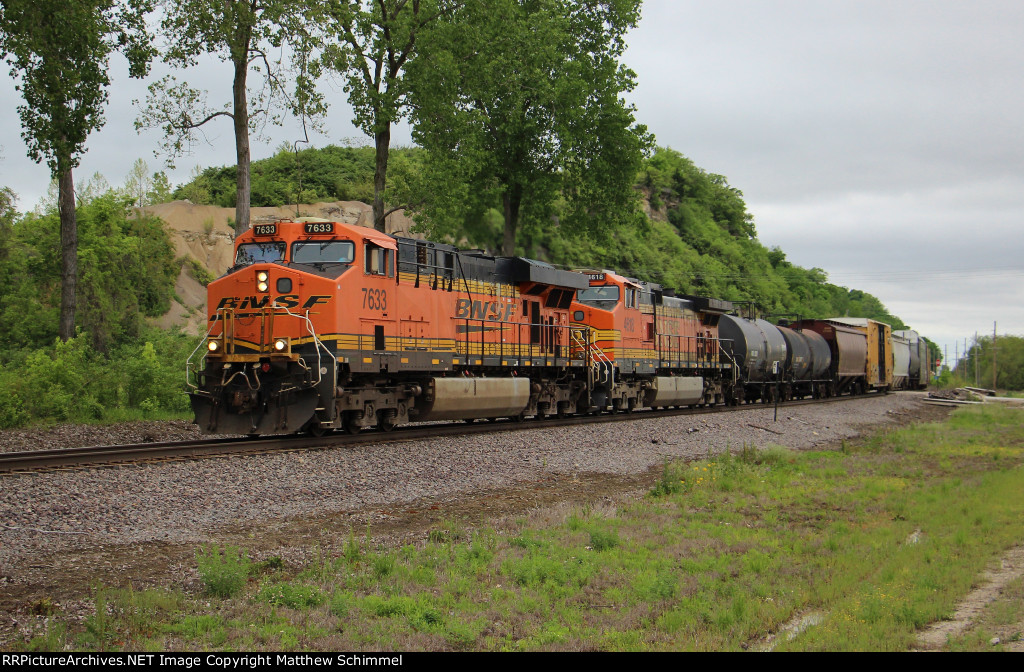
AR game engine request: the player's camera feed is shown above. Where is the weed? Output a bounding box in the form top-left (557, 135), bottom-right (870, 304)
top-left (372, 553), bottom-right (396, 580)
top-left (650, 460), bottom-right (686, 497)
top-left (22, 622), bottom-right (67, 651)
top-left (428, 519), bottom-right (466, 544)
top-left (589, 528), bottom-right (620, 552)
top-left (444, 619), bottom-right (481, 650)
top-left (329, 590), bottom-right (356, 618)
top-left (79, 587), bottom-right (114, 649)
top-left (196, 544), bottom-right (251, 598)
top-left (29, 597), bottom-right (57, 616)
top-left (633, 569), bottom-right (678, 602)
top-left (167, 614), bottom-right (225, 641)
top-left (343, 529), bottom-right (362, 563)
top-left (364, 595), bottom-right (414, 618)
top-left (257, 582), bottom-right (325, 609)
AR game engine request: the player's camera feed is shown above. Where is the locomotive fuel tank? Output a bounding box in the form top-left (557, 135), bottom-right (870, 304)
top-left (643, 376), bottom-right (705, 408)
top-left (413, 377), bottom-right (532, 422)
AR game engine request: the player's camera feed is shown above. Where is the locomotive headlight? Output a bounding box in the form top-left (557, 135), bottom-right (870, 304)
top-left (257, 271), bottom-right (269, 282)
top-left (256, 270), bottom-right (269, 292)
top-left (257, 281), bottom-right (269, 292)
top-left (273, 338), bottom-right (288, 352)
top-left (207, 339), bottom-right (220, 352)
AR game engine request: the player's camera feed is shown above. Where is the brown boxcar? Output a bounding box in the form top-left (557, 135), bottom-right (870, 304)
top-left (828, 318), bottom-right (894, 390)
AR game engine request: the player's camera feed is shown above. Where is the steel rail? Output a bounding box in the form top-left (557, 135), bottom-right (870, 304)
top-left (0, 393), bottom-right (880, 474)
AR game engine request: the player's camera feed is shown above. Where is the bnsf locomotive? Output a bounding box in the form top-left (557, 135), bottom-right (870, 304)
top-left (187, 218), bottom-right (928, 435)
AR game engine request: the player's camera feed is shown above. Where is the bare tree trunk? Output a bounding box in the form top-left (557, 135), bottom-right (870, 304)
top-left (57, 161), bottom-right (77, 341)
top-left (373, 123), bottom-right (391, 232)
top-left (233, 57), bottom-right (251, 237)
top-left (502, 185), bottom-right (522, 256)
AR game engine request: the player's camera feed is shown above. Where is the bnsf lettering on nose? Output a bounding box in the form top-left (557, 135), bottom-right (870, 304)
top-left (216, 295), bottom-right (331, 310)
top-left (455, 298), bottom-right (515, 322)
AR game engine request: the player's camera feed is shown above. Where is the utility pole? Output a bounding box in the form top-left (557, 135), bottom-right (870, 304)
top-left (975, 331), bottom-right (979, 387)
top-left (993, 322), bottom-right (998, 391)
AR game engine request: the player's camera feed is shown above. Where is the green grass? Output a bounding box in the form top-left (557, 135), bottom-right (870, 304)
top-left (11, 405), bottom-right (1024, 651)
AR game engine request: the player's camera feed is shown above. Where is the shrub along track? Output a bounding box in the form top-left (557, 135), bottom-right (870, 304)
top-left (0, 393), bottom-right (955, 647)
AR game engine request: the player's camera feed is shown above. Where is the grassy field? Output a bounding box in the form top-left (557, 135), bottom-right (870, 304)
top-left (12, 404), bottom-right (1024, 652)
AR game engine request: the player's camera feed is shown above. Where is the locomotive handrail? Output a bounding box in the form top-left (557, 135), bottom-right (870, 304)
top-left (185, 314), bottom-right (223, 392)
top-left (451, 314), bottom-right (587, 366)
top-left (653, 333), bottom-right (723, 370)
top-left (271, 302), bottom-right (337, 389)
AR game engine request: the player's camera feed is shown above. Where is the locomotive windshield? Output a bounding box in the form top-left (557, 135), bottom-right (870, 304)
top-left (235, 242), bottom-right (285, 266)
top-left (292, 240), bottom-right (355, 265)
top-left (576, 285), bottom-right (620, 309)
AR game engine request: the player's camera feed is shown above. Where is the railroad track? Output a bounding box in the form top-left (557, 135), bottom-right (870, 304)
top-left (0, 394), bottom-right (871, 474)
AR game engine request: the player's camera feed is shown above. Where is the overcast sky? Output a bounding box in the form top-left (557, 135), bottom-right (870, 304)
top-left (2, 0), bottom-right (1022, 368)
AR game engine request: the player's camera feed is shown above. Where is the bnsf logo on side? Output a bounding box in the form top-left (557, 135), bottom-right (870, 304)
top-left (214, 295), bottom-right (332, 311)
top-left (455, 298), bottom-right (515, 322)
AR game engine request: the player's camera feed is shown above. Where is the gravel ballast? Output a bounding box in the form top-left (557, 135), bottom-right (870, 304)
top-left (0, 393), bottom-right (934, 573)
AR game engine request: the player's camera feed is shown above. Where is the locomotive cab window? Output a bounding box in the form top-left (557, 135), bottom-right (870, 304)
top-left (235, 242), bottom-right (286, 267)
top-left (576, 285), bottom-right (620, 310)
top-left (292, 240), bottom-right (354, 266)
top-left (364, 242), bottom-right (394, 277)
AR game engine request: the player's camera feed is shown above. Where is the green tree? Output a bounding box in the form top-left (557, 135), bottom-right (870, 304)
top-left (0, 191), bottom-right (177, 353)
top-left (410, 0), bottom-right (651, 255)
top-left (963, 335), bottom-right (1024, 391)
top-left (124, 158), bottom-right (152, 207)
top-left (0, 0), bottom-right (153, 340)
top-left (147, 171), bottom-right (174, 205)
top-left (136, 0), bottom-right (323, 236)
top-left (323, 0), bottom-right (451, 232)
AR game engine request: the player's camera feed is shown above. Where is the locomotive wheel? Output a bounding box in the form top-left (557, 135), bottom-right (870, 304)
top-left (343, 412), bottom-right (362, 435)
top-left (304, 420), bottom-right (328, 437)
top-left (377, 409), bottom-right (398, 432)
